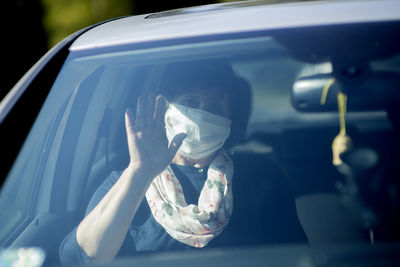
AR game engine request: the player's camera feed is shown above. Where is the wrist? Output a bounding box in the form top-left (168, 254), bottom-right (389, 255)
top-left (124, 163), bottom-right (154, 188)
top-left (126, 162), bottom-right (150, 176)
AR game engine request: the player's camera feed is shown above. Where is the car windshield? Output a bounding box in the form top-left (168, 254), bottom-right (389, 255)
top-left (1, 22), bottom-right (400, 266)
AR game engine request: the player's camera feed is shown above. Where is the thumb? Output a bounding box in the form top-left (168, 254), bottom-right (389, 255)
top-left (125, 108), bottom-right (138, 158)
top-left (168, 133), bottom-right (187, 158)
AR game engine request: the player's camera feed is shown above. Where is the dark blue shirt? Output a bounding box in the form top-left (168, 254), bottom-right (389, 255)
top-left (59, 157), bottom-right (308, 265)
top-left (59, 164), bottom-right (208, 265)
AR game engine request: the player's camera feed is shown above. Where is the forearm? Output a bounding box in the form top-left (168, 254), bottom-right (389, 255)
top-left (76, 164), bottom-right (151, 261)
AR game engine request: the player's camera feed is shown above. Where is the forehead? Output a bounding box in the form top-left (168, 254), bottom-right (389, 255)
top-left (161, 59), bottom-right (236, 99)
top-left (173, 86), bottom-right (229, 102)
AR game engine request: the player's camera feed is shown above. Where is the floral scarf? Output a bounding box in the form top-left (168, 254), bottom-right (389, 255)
top-left (145, 151), bottom-right (234, 248)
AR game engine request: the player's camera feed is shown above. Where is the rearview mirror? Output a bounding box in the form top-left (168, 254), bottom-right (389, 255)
top-left (291, 72), bottom-right (400, 112)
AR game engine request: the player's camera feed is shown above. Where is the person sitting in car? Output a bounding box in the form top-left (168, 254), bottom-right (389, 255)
top-left (59, 60), bottom-right (253, 264)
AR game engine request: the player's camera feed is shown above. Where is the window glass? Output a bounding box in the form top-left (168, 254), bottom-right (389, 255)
top-left (0, 27), bottom-right (399, 266)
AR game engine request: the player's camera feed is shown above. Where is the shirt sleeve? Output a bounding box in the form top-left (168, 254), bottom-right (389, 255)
top-left (59, 227), bottom-right (91, 265)
top-left (58, 171), bottom-right (122, 265)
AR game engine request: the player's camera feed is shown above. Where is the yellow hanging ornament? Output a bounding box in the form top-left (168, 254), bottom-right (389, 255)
top-left (320, 79), bottom-right (353, 166)
top-left (332, 92), bottom-right (353, 166)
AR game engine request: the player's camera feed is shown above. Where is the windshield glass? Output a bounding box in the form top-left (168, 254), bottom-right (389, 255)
top-left (1, 23), bottom-right (400, 266)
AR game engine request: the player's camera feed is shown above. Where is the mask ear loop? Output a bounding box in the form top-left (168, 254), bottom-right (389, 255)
top-left (320, 78), bottom-right (335, 106)
top-left (320, 78), bottom-right (353, 166)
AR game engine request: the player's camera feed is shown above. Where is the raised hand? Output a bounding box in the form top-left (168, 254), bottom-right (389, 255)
top-left (76, 94), bottom-right (186, 261)
top-left (124, 94), bottom-right (186, 179)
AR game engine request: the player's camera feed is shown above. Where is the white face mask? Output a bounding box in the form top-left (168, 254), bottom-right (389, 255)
top-left (165, 103), bottom-right (231, 160)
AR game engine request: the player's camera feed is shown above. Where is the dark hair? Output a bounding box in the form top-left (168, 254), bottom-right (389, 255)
top-left (160, 59), bottom-right (252, 149)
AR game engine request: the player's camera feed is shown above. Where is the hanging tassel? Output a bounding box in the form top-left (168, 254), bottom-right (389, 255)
top-left (320, 79), bottom-right (353, 166)
top-left (332, 92), bottom-right (353, 166)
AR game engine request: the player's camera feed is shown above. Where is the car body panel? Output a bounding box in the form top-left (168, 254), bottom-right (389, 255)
top-left (70, 0), bottom-right (400, 52)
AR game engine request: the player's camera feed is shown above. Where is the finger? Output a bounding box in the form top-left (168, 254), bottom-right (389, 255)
top-left (125, 108), bottom-right (134, 134)
top-left (125, 108), bottom-right (138, 144)
top-left (135, 96), bottom-right (146, 126)
top-left (125, 108), bottom-right (142, 163)
top-left (154, 95), bottom-right (168, 131)
top-left (168, 133), bottom-right (187, 159)
top-left (146, 93), bottom-right (156, 127)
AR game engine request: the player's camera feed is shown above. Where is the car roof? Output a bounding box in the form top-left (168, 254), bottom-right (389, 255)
top-left (70, 0), bottom-right (400, 52)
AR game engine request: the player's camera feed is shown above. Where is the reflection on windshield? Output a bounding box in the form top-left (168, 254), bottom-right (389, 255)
top-left (0, 248), bottom-right (45, 267)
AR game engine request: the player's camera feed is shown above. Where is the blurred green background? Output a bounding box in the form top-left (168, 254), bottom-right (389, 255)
top-left (42, 0), bottom-right (236, 48)
top-left (1, 0), bottom-right (293, 99)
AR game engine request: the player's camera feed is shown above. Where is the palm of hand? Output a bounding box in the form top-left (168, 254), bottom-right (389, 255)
top-left (125, 95), bottom-right (186, 179)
